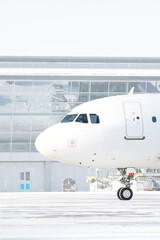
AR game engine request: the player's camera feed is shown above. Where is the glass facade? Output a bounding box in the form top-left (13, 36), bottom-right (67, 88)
top-left (0, 57), bottom-right (160, 154)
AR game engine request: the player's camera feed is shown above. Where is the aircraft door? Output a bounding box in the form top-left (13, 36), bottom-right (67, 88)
top-left (123, 102), bottom-right (144, 140)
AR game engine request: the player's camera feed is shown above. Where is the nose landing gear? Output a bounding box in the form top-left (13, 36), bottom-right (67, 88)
top-left (117, 168), bottom-right (134, 200)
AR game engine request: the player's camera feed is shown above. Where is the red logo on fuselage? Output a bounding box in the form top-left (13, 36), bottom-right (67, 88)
top-left (68, 138), bottom-right (77, 148)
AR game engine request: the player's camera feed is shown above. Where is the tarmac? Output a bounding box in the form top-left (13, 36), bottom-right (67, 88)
top-left (0, 191), bottom-right (160, 240)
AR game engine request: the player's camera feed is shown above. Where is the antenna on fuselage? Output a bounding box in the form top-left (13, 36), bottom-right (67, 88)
top-left (128, 87), bottom-right (134, 95)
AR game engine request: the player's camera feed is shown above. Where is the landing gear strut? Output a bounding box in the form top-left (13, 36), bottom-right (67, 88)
top-left (117, 168), bottom-right (133, 200)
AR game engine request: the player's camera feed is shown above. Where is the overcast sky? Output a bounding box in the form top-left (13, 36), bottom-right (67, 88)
top-left (0, 0), bottom-right (160, 57)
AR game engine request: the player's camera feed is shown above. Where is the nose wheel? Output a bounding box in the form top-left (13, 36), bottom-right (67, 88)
top-left (117, 168), bottom-right (134, 200)
top-left (117, 187), bottom-right (133, 200)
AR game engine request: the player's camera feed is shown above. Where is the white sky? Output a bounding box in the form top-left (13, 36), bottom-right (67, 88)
top-left (0, 0), bottom-right (160, 57)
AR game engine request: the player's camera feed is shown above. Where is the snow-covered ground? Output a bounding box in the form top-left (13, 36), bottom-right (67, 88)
top-left (0, 192), bottom-right (160, 240)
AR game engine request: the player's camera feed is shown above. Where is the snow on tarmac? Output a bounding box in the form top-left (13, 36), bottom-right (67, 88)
top-left (0, 192), bottom-right (159, 240)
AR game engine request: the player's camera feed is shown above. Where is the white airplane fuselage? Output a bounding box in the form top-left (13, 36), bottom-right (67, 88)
top-left (35, 94), bottom-right (160, 170)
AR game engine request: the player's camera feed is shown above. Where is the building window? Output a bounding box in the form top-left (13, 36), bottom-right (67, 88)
top-left (26, 172), bottom-right (30, 181)
top-left (20, 184), bottom-right (25, 190)
top-left (26, 184), bottom-right (30, 190)
top-left (20, 171), bottom-right (31, 191)
top-left (20, 172), bottom-right (25, 180)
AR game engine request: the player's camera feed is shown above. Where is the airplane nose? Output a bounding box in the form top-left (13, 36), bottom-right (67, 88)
top-left (35, 127), bottom-right (57, 159)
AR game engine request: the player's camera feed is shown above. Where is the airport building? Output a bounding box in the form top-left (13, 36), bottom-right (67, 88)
top-left (0, 56), bottom-right (160, 192)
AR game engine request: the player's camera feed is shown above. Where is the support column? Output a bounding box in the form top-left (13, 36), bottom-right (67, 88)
top-left (44, 161), bottom-right (52, 192)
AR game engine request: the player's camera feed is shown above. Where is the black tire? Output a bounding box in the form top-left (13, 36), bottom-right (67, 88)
top-left (117, 187), bottom-right (123, 200)
top-left (120, 187), bottom-right (133, 200)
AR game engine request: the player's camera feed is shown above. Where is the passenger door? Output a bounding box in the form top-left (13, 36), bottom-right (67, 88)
top-left (123, 102), bottom-right (144, 140)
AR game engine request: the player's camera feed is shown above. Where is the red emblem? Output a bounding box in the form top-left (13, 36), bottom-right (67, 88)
top-left (68, 138), bottom-right (77, 148)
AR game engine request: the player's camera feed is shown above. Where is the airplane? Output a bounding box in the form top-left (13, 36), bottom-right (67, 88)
top-left (35, 89), bottom-right (160, 200)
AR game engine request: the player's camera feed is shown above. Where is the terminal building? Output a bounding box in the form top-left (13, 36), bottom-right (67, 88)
top-left (0, 56), bottom-right (160, 192)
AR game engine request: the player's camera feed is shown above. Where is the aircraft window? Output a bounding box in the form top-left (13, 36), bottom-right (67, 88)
top-left (90, 114), bottom-right (100, 124)
top-left (75, 114), bottom-right (88, 123)
top-left (152, 116), bottom-right (157, 123)
top-left (61, 114), bottom-right (78, 123)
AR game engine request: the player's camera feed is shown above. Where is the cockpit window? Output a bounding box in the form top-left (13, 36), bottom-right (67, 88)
top-left (61, 114), bottom-right (78, 123)
top-left (75, 114), bottom-right (88, 123)
top-left (90, 114), bottom-right (100, 124)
